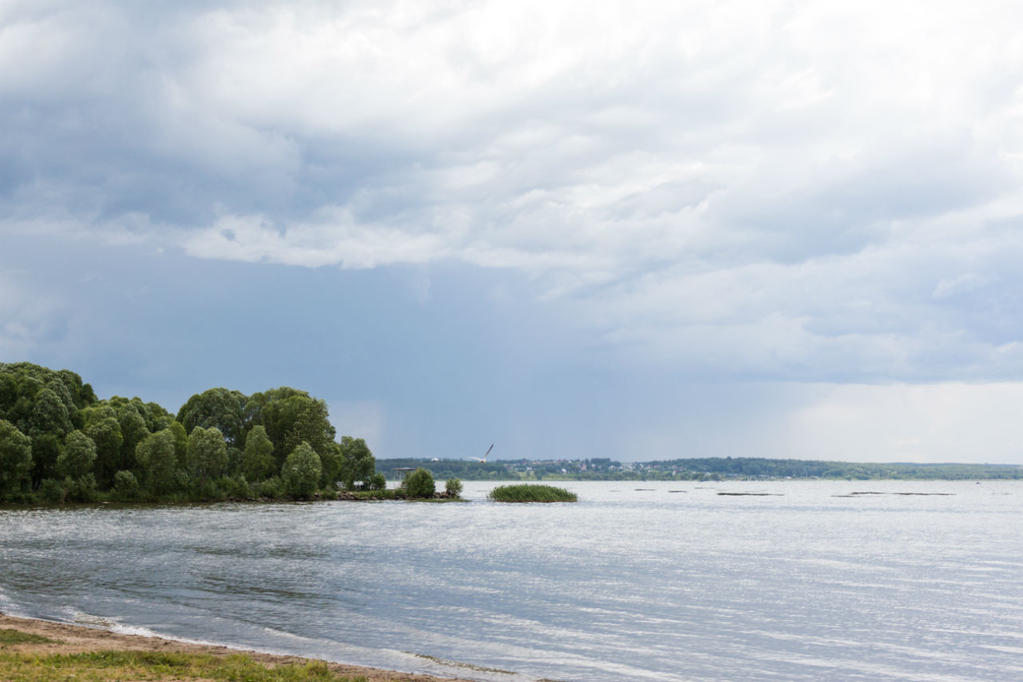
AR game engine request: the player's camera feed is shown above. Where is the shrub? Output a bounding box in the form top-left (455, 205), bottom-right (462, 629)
top-left (444, 478), bottom-right (463, 497)
top-left (191, 478), bottom-right (223, 501)
top-left (402, 468), bottom-right (435, 498)
top-left (257, 476), bottom-right (284, 499)
top-left (367, 472), bottom-right (387, 490)
top-left (67, 473), bottom-right (98, 502)
top-left (113, 470), bottom-right (140, 500)
top-left (217, 475), bottom-right (251, 500)
top-left (488, 484), bottom-right (577, 503)
top-left (39, 478), bottom-right (66, 504)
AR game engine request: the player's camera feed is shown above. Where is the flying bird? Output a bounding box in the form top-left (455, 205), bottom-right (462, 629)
top-left (466, 443), bottom-right (494, 463)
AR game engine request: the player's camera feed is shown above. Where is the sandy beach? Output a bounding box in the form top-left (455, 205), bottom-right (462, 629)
top-left (0, 612), bottom-right (477, 682)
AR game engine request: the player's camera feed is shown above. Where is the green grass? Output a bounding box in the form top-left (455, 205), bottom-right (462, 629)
top-left (0, 649), bottom-right (376, 681)
top-left (488, 484), bottom-right (578, 503)
top-left (0, 629), bottom-right (55, 645)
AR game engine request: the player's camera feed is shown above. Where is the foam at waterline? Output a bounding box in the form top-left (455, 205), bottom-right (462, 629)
top-left (66, 609), bottom-right (234, 649)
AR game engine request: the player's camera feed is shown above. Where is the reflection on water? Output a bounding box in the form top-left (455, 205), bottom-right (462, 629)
top-left (1, 480), bottom-right (1023, 681)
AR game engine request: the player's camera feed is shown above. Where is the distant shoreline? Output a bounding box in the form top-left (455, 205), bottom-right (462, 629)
top-left (0, 612), bottom-right (477, 682)
top-left (378, 456), bottom-right (1023, 482)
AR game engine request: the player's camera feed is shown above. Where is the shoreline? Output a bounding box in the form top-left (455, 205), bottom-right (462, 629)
top-left (0, 611), bottom-right (478, 682)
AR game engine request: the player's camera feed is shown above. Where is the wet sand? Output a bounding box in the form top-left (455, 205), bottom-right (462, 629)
top-left (0, 612), bottom-right (475, 682)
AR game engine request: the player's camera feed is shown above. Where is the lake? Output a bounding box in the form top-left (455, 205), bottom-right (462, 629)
top-left (1, 479), bottom-right (1022, 681)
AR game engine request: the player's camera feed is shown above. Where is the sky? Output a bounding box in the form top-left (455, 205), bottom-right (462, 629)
top-left (3, 0), bottom-right (1023, 464)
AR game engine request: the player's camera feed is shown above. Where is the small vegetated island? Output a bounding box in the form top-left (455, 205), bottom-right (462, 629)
top-left (488, 484), bottom-right (577, 503)
top-left (0, 362), bottom-right (452, 505)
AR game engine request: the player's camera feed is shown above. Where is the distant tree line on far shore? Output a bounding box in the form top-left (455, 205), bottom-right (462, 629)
top-left (0, 362), bottom-right (385, 504)
top-left (378, 456), bottom-right (1023, 482)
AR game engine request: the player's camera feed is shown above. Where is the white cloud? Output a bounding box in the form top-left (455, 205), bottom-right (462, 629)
top-left (780, 382), bottom-right (1023, 464)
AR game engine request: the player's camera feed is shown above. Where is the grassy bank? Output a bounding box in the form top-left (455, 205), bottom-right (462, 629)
top-left (0, 648), bottom-right (367, 682)
top-left (0, 614), bottom-right (473, 682)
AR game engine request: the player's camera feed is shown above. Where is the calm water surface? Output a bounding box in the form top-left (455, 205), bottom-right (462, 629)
top-left (1, 480), bottom-right (1022, 681)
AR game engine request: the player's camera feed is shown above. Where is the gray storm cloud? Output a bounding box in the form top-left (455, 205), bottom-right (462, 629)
top-left (3, 0), bottom-right (1023, 384)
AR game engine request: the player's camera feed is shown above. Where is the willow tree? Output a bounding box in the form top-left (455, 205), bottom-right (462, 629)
top-left (247, 388), bottom-right (335, 470)
top-left (135, 429), bottom-right (179, 495)
top-left (177, 388), bottom-right (251, 450)
top-left (0, 419), bottom-right (32, 497)
top-left (282, 442), bottom-right (321, 499)
top-left (187, 426), bottom-right (228, 483)
top-left (242, 425), bottom-right (275, 482)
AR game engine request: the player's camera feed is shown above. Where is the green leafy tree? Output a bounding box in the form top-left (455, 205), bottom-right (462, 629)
top-left (0, 363), bottom-right (96, 433)
top-left (402, 468), bottom-right (435, 498)
top-left (318, 441), bottom-right (343, 489)
top-left (28, 387), bottom-right (75, 485)
top-left (187, 426), bottom-right (228, 483)
top-left (168, 420), bottom-right (189, 468)
top-left (339, 436), bottom-right (376, 490)
top-left (83, 414), bottom-right (123, 488)
top-left (445, 477), bottom-right (463, 497)
top-left (177, 388), bottom-right (251, 450)
top-left (135, 429), bottom-right (179, 495)
top-left (29, 387), bottom-right (73, 436)
top-left (282, 442), bottom-right (322, 499)
top-left (30, 434), bottom-right (63, 489)
top-left (242, 425), bottom-right (275, 482)
top-left (57, 430), bottom-right (97, 480)
top-left (116, 402), bottom-right (149, 473)
top-left (0, 419), bottom-right (32, 497)
top-left (247, 388), bottom-right (335, 469)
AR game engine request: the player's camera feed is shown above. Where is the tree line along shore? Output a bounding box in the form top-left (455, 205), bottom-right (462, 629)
top-left (4, 362), bottom-right (1020, 506)
top-left (0, 362), bottom-right (442, 505)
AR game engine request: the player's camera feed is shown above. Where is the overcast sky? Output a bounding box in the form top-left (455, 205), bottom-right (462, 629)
top-left (3, 0), bottom-right (1023, 463)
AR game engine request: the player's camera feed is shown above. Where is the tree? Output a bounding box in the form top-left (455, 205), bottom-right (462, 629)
top-left (167, 420), bottom-right (189, 468)
top-left (28, 387), bottom-right (74, 485)
top-left (29, 387), bottom-right (73, 436)
top-left (318, 441), bottom-right (342, 489)
top-left (177, 388), bottom-right (251, 450)
top-left (282, 442), bottom-right (321, 499)
top-left (0, 419), bottom-right (32, 497)
top-left (84, 414), bottom-right (123, 488)
top-left (247, 388), bottom-right (335, 469)
top-left (0, 363), bottom-right (96, 433)
top-left (116, 402), bottom-right (149, 473)
top-left (339, 436), bottom-right (376, 490)
top-left (30, 434), bottom-right (63, 489)
top-left (402, 468), bottom-right (435, 498)
top-left (242, 425), bottom-right (275, 482)
top-left (57, 430), bottom-right (97, 480)
top-left (187, 426), bottom-right (228, 483)
top-left (135, 429), bottom-right (179, 495)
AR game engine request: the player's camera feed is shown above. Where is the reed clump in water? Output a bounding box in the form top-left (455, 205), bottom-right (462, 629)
top-left (488, 484), bottom-right (577, 503)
